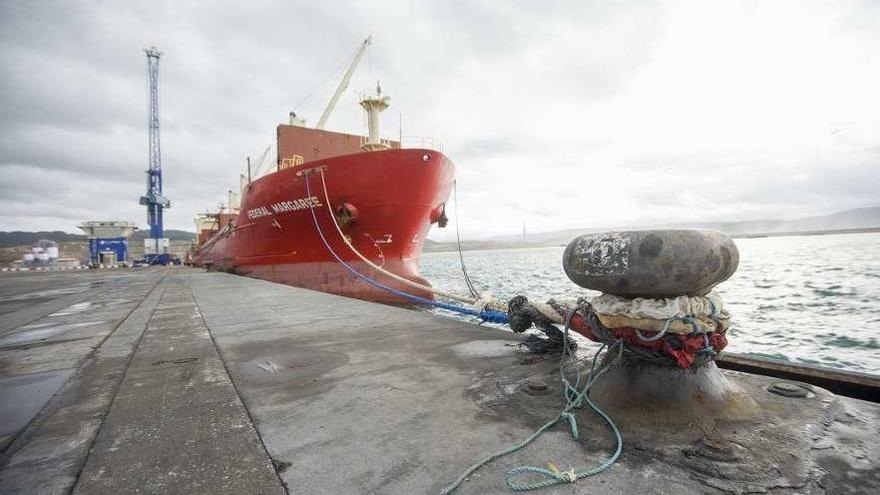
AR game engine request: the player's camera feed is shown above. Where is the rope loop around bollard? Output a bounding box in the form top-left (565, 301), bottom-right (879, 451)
top-left (560, 299), bottom-right (727, 369)
top-left (634, 317), bottom-right (672, 342)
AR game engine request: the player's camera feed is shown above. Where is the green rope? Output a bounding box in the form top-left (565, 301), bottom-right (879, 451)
top-left (440, 308), bottom-right (624, 494)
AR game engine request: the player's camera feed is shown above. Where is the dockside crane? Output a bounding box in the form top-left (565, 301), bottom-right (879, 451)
top-left (139, 46), bottom-right (171, 264)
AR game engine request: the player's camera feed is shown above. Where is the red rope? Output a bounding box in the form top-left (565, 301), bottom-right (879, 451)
top-left (568, 313), bottom-right (727, 369)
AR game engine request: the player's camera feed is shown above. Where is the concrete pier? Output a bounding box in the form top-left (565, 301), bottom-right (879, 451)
top-left (1, 268), bottom-right (878, 494)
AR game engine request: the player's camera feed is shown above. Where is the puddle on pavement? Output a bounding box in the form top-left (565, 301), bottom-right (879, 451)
top-left (100, 298), bottom-right (133, 308)
top-left (0, 286), bottom-right (89, 303)
top-left (0, 321), bottom-right (106, 347)
top-left (48, 302), bottom-right (93, 317)
top-left (0, 368), bottom-right (76, 448)
top-left (45, 298), bottom-right (132, 318)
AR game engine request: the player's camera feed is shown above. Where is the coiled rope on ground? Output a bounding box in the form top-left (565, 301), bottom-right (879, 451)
top-left (441, 307), bottom-right (625, 494)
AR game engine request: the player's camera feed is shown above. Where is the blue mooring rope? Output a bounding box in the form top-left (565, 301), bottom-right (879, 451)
top-left (303, 174), bottom-right (509, 325)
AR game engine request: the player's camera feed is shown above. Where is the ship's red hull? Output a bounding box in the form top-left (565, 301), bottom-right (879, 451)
top-left (193, 148), bottom-right (454, 304)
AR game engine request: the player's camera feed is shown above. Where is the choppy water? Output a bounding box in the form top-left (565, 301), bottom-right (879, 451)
top-left (420, 232), bottom-right (880, 374)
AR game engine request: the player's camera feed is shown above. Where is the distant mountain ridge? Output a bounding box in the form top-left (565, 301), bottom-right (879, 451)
top-left (425, 206), bottom-right (880, 252)
top-left (518, 206), bottom-right (880, 244)
top-left (663, 206), bottom-right (880, 236)
top-left (0, 231), bottom-right (86, 248)
top-left (131, 230), bottom-right (196, 243)
top-left (3, 207), bottom-right (878, 251)
top-left (0, 229), bottom-right (196, 248)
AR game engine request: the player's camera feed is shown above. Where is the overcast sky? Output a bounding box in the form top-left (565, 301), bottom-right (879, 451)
top-left (1, 0), bottom-right (878, 240)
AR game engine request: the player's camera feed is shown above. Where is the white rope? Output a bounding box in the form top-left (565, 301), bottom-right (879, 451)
top-left (315, 170), bottom-right (481, 306)
top-left (531, 301), bottom-right (565, 324)
top-left (590, 292), bottom-right (728, 320)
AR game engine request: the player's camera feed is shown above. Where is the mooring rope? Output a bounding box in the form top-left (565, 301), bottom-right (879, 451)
top-left (304, 169), bottom-right (726, 492)
top-left (453, 180), bottom-right (481, 299)
top-left (315, 169), bottom-right (482, 306)
top-left (505, 297), bottom-right (728, 369)
top-left (303, 171), bottom-right (508, 324)
top-left (441, 307), bottom-right (624, 494)
top-left (578, 306), bottom-right (722, 368)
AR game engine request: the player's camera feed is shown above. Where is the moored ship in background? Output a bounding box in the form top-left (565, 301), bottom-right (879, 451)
top-left (191, 38), bottom-right (454, 303)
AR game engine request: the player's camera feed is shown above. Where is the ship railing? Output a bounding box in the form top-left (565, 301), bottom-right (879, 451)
top-left (359, 136), bottom-right (398, 150)
top-left (400, 136), bottom-right (444, 153)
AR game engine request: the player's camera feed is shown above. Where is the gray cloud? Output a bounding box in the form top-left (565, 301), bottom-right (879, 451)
top-left (1, 0), bottom-right (878, 238)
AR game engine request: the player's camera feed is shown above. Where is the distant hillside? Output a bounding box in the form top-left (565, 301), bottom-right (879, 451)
top-left (666, 206), bottom-right (880, 237)
top-left (0, 231), bottom-right (85, 248)
top-left (0, 241), bottom-right (88, 264)
top-left (0, 229), bottom-right (195, 248)
top-left (427, 206), bottom-right (880, 252)
top-left (1, 229), bottom-right (196, 265)
top-left (516, 206), bottom-right (880, 244)
top-left (423, 238), bottom-right (538, 253)
top-left (131, 229), bottom-right (196, 242)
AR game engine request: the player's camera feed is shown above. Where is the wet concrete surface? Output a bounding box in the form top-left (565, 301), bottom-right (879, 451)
top-left (0, 369), bottom-right (74, 449)
top-left (0, 267), bottom-right (877, 494)
top-left (72, 274), bottom-right (283, 495)
top-left (0, 270), bottom-right (129, 334)
top-left (0, 269), bottom-right (163, 488)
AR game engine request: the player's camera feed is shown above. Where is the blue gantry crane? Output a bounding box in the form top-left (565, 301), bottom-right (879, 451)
top-left (139, 46), bottom-right (171, 265)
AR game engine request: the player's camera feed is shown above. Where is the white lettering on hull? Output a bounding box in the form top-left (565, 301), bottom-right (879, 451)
top-left (246, 196), bottom-right (323, 220)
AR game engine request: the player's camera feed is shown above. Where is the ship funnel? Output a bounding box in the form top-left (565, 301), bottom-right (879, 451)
top-left (359, 81), bottom-right (391, 151)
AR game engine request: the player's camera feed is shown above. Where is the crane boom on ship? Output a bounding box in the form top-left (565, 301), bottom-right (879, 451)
top-left (316, 36), bottom-right (372, 129)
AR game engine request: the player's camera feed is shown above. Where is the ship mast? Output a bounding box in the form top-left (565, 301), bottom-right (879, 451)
top-left (360, 81), bottom-right (390, 151)
top-left (316, 36), bottom-right (372, 130)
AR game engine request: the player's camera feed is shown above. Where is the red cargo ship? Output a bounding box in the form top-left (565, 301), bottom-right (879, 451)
top-left (192, 38), bottom-right (453, 304)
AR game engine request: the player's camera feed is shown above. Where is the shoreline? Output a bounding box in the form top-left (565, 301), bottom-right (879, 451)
top-left (423, 226), bottom-right (880, 253)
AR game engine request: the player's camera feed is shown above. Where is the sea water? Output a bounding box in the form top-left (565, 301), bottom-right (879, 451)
top-left (420, 232), bottom-right (880, 374)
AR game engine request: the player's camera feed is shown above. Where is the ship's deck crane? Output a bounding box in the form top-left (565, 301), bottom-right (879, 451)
top-left (316, 36), bottom-right (372, 130)
top-left (250, 145), bottom-right (273, 178)
top-left (139, 46), bottom-right (171, 265)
